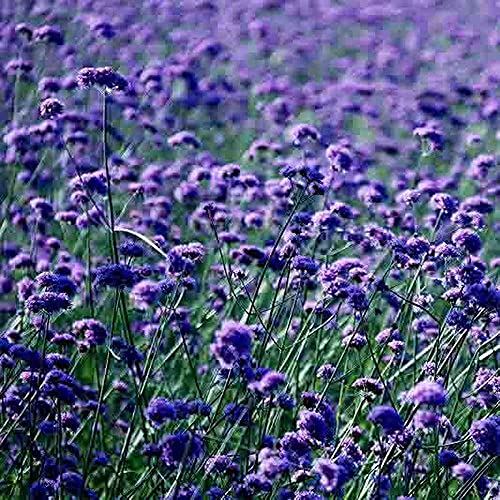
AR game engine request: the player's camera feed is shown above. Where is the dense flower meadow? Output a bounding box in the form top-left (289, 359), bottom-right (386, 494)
top-left (0, 0), bottom-right (499, 498)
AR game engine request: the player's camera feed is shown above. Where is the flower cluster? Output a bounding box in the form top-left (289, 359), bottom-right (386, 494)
top-left (0, 1), bottom-right (498, 498)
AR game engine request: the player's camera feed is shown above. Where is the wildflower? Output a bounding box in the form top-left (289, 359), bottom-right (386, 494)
top-left (76, 66), bottom-right (128, 91)
top-left (119, 240), bottom-right (144, 257)
top-left (297, 410), bottom-right (333, 445)
top-left (94, 264), bottom-right (138, 288)
top-left (146, 397), bottom-right (176, 426)
top-left (413, 123), bottom-right (444, 151)
top-left (25, 292), bottom-right (71, 314)
top-left (168, 131), bottom-right (201, 148)
top-left (314, 458), bottom-right (349, 493)
top-left (35, 272), bottom-right (77, 296)
top-left (39, 98), bottom-right (64, 118)
top-left (57, 472), bottom-right (84, 495)
top-left (289, 123), bottom-right (320, 146)
top-left (407, 380), bottom-right (448, 406)
top-left (72, 319), bottom-right (108, 346)
top-left (451, 228), bottom-right (482, 254)
top-left (469, 416), bottom-right (500, 456)
top-left (249, 370), bottom-right (286, 395)
top-left (34, 25), bottom-right (64, 45)
top-left (439, 450), bottom-right (460, 467)
top-left (161, 432), bottom-right (203, 468)
top-left (210, 321), bottom-right (253, 369)
top-left (368, 406), bottom-right (404, 434)
top-left (326, 143), bottom-right (354, 172)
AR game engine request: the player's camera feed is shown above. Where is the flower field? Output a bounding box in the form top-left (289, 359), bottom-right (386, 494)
top-left (0, 1), bottom-right (498, 498)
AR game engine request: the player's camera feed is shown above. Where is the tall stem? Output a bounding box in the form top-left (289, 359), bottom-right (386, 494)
top-left (102, 91), bottom-right (118, 263)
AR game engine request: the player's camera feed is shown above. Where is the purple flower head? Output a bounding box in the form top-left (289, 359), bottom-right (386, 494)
top-left (72, 319), bottom-right (108, 346)
top-left (205, 455), bottom-right (239, 477)
top-left (292, 256), bottom-right (319, 276)
top-left (222, 403), bottom-right (252, 426)
top-left (326, 143), bottom-right (354, 172)
top-left (161, 432), bottom-right (203, 468)
top-left (352, 378), bottom-right (384, 397)
top-left (242, 473), bottom-right (272, 493)
top-left (470, 416), bottom-right (500, 456)
top-left (346, 285), bottom-right (368, 311)
top-left (297, 410), bottom-right (333, 445)
top-left (407, 380), bottom-right (448, 406)
top-left (34, 25), bottom-right (64, 45)
top-left (57, 472), bottom-right (83, 495)
top-left (413, 123), bottom-right (444, 151)
top-left (289, 123), bottom-right (320, 146)
top-left (39, 98), bottom-right (64, 119)
top-left (451, 229), bottom-right (482, 254)
top-left (94, 264), bottom-right (138, 288)
top-left (316, 364), bottom-right (336, 380)
top-left (119, 240), bottom-right (144, 258)
top-left (412, 410), bottom-right (442, 429)
top-left (25, 292), bottom-right (71, 314)
top-left (314, 458), bottom-right (349, 493)
top-left (146, 397), bottom-right (176, 426)
top-left (77, 66), bottom-right (128, 91)
top-left (210, 321), bottom-right (253, 369)
top-left (131, 280), bottom-right (165, 309)
top-left (168, 131), bottom-right (201, 149)
top-left (35, 272), bottom-right (77, 296)
top-left (439, 450), bottom-right (460, 467)
top-left (430, 193), bottom-right (458, 214)
top-left (451, 462), bottom-right (475, 481)
top-left (278, 431), bottom-right (312, 469)
top-left (29, 198), bottom-right (54, 220)
top-left (249, 370), bottom-right (286, 395)
top-left (368, 406), bottom-right (404, 434)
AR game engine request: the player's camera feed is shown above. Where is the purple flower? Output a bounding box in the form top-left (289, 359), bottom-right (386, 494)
top-left (413, 123), bottom-right (444, 151)
top-left (57, 472), bottom-right (83, 495)
top-left (326, 143), bottom-right (354, 172)
top-left (146, 397), bottom-right (176, 426)
top-left (406, 381), bottom-right (448, 406)
top-left (119, 240), bottom-right (144, 257)
top-left (94, 264), bottom-right (138, 288)
top-left (278, 431), bottom-right (312, 468)
top-left (451, 229), bottom-right (482, 254)
top-left (289, 123), bottom-right (320, 146)
top-left (297, 410), bottom-right (333, 445)
top-left (223, 403), bottom-right (252, 426)
top-left (249, 370), bottom-right (286, 395)
top-left (25, 292), bottom-right (71, 314)
top-left (439, 450), bottom-right (460, 467)
top-left (161, 432), bottom-right (203, 468)
top-left (314, 458), bottom-right (349, 493)
top-left (39, 98), bottom-right (64, 118)
top-left (72, 319), bottom-right (108, 346)
top-left (77, 66), bottom-right (128, 91)
top-left (470, 416), bottom-right (500, 456)
top-left (451, 462), bottom-right (475, 481)
top-left (368, 406), bottom-right (403, 434)
top-left (430, 193), bottom-right (458, 214)
top-left (34, 25), bottom-right (64, 45)
top-left (292, 256), bottom-right (319, 276)
top-left (168, 131), bottom-right (201, 149)
top-left (210, 321), bottom-right (253, 369)
top-left (35, 272), bottom-right (77, 296)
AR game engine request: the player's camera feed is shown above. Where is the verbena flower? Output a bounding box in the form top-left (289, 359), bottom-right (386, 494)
top-left (94, 264), bottom-right (138, 288)
top-left (406, 380), bottom-right (448, 406)
top-left (25, 292), bottom-right (71, 314)
top-left (210, 321), bottom-right (253, 369)
top-left (368, 406), bottom-right (404, 434)
top-left (469, 416), bottom-right (500, 456)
